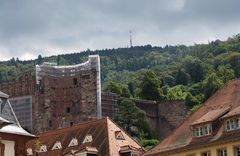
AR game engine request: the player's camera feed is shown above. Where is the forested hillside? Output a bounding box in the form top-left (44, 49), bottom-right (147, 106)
top-left (1, 34), bottom-right (240, 108)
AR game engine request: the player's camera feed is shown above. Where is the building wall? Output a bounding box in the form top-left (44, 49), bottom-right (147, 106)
top-left (0, 72), bottom-right (35, 97)
top-left (0, 132), bottom-right (34, 156)
top-left (162, 140), bottom-right (240, 156)
top-left (1, 140), bottom-right (15, 156)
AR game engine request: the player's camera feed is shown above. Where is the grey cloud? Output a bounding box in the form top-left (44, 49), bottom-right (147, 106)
top-left (0, 0), bottom-right (240, 60)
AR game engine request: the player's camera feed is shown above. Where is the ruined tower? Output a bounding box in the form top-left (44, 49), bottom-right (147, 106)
top-left (0, 55), bottom-right (101, 134)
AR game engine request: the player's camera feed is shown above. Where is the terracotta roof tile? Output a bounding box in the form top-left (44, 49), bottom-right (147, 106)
top-left (221, 105), bottom-right (240, 119)
top-left (27, 117), bottom-right (143, 156)
top-left (144, 79), bottom-right (240, 156)
top-left (191, 107), bottom-right (230, 125)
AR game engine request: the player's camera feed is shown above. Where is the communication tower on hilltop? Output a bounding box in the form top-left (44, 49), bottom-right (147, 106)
top-left (130, 30), bottom-right (133, 48)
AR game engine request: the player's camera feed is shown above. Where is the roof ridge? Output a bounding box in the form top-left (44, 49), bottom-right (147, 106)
top-left (38, 117), bottom-right (107, 137)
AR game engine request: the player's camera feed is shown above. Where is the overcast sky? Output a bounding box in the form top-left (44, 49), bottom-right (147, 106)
top-left (0, 0), bottom-right (240, 61)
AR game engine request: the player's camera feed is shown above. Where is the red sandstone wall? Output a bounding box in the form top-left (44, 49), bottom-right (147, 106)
top-left (0, 72), bottom-right (35, 97)
top-left (34, 69), bottom-right (98, 133)
top-left (135, 99), bottom-right (188, 140)
top-left (102, 95), bottom-right (189, 140)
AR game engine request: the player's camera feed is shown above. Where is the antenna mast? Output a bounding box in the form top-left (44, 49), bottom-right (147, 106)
top-left (129, 31), bottom-right (133, 48)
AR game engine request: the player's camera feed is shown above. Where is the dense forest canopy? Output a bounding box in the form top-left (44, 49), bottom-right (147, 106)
top-left (1, 34), bottom-right (240, 107)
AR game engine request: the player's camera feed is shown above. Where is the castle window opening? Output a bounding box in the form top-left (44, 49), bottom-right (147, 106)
top-left (49, 120), bottom-right (52, 127)
top-left (67, 107), bottom-right (70, 113)
top-left (73, 78), bottom-right (78, 85)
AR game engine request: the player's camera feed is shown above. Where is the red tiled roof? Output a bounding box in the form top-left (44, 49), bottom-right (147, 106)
top-left (191, 107), bottom-right (230, 126)
top-left (144, 79), bottom-right (240, 156)
top-left (221, 105), bottom-right (240, 119)
top-left (26, 117), bottom-right (143, 156)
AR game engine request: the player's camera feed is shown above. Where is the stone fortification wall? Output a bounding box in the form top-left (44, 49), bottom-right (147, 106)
top-left (101, 94), bottom-right (189, 140)
top-left (135, 99), bottom-right (188, 140)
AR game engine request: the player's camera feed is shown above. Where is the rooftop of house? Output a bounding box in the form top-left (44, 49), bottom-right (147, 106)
top-left (144, 79), bottom-right (240, 156)
top-left (0, 91), bottom-right (34, 137)
top-left (26, 117), bottom-right (144, 156)
top-left (0, 91), bottom-right (9, 98)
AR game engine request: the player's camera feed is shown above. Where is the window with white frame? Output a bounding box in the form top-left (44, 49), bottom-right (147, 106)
top-left (225, 117), bottom-right (240, 131)
top-left (193, 124), bottom-right (212, 137)
top-left (217, 148), bottom-right (227, 156)
top-left (234, 145), bottom-right (240, 156)
top-left (201, 151), bottom-right (211, 156)
top-left (199, 126), bottom-right (203, 136)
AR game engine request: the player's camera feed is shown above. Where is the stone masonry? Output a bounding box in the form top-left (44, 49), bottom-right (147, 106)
top-left (101, 93), bottom-right (189, 140)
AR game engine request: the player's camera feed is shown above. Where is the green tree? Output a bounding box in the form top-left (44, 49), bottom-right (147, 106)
top-left (128, 82), bottom-right (135, 97)
top-left (162, 74), bottom-right (175, 86)
top-left (185, 93), bottom-right (199, 108)
top-left (217, 64), bottom-right (235, 83)
top-left (106, 81), bottom-right (122, 95)
top-left (114, 99), bottom-right (153, 139)
top-left (183, 57), bottom-right (205, 82)
top-left (105, 81), bottom-right (131, 98)
top-left (37, 54), bottom-right (44, 65)
top-left (140, 139), bottom-right (159, 149)
top-left (138, 70), bottom-right (164, 101)
top-left (175, 69), bottom-right (190, 85)
top-left (202, 73), bottom-right (223, 99)
top-left (166, 85), bottom-right (188, 100)
top-left (228, 52), bottom-right (240, 77)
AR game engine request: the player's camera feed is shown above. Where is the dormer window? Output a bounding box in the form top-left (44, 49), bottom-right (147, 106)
top-left (120, 145), bottom-right (141, 156)
top-left (193, 124), bottom-right (212, 137)
top-left (73, 146), bottom-right (98, 156)
top-left (83, 134), bottom-right (93, 144)
top-left (115, 131), bottom-right (125, 140)
top-left (225, 117), bottom-right (240, 131)
top-left (221, 106), bottom-right (240, 132)
top-left (39, 145), bottom-right (47, 153)
top-left (68, 138), bottom-right (78, 147)
top-left (52, 141), bottom-right (62, 150)
top-left (191, 108), bottom-right (229, 137)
